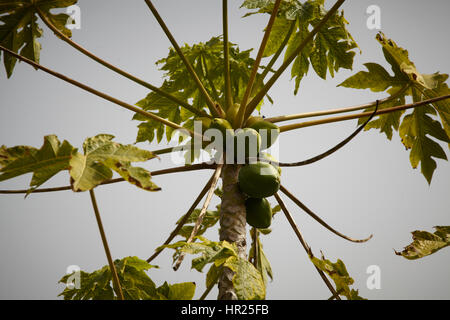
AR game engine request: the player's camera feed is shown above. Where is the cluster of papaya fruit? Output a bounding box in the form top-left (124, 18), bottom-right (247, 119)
top-left (201, 104), bottom-right (282, 229)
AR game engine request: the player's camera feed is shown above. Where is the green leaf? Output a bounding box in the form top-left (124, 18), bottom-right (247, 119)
top-left (69, 134), bottom-right (159, 192)
top-left (224, 256), bottom-right (266, 300)
top-left (0, 145), bottom-right (37, 168)
top-left (156, 281), bottom-right (196, 300)
top-left (134, 36), bottom-right (264, 145)
top-left (104, 160), bottom-right (161, 192)
top-left (339, 32), bottom-right (450, 183)
top-left (0, 0), bottom-right (77, 77)
top-left (399, 90), bottom-right (449, 184)
top-left (206, 264), bottom-right (221, 289)
top-left (338, 63), bottom-right (395, 92)
top-left (0, 135), bottom-right (76, 191)
top-left (58, 256), bottom-right (166, 300)
top-left (310, 255), bottom-right (365, 300)
top-left (396, 226), bottom-right (450, 260)
top-left (263, 17), bottom-right (293, 58)
top-left (163, 236), bottom-right (265, 300)
top-left (243, 0), bottom-right (358, 92)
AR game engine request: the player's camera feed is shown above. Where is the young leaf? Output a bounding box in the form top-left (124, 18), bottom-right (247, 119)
top-left (339, 32), bottom-right (450, 183)
top-left (310, 255), bottom-right (365, 300)
top-left (134, 37), bottom-right (265, 144)
top-left (0, 135), bottom-right (76, 192)
top-left (395, 226), bottom-right (450, 260)
top-left (0, 0), bottom-right (78, 77)
top-left (69, 134), bottom-right (159, 192)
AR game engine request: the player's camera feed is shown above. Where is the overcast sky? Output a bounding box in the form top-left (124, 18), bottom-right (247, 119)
top-left (0, 0), bottom-right (449, 300)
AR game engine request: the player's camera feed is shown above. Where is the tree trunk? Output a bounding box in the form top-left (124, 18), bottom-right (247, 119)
top-left (218, 164), bottom-right (247, 300)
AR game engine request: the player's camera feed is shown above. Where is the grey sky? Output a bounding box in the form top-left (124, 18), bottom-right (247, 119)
top-left (0, 0), bottom-right (449, 299)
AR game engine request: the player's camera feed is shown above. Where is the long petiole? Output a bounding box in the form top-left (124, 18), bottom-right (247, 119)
top-left (259, 20), bottom-right (297, 84)
top-left (201, 54), bottom-right (221, 102)
top-left (275, 101), bottom-right (379, 167)
top-left (35, 8), bottom-right (209, 119)
top-left (0, 163), bottom-right (217, 195)
top-left (280, 185), bottom-right (373, 243)
top-left (266, 84), bottom-right (410, 123)
top-left (245, 0), bottom-right (347, 119)
top-left (143, 0), bottom-right (223, 118)
top-left (172, 164), bottom-right (224, 270)
top-left (274, 193), bottom-right (341, 300)
top-left (146, 171), bottom-right (217, 263)
top-left (222, 0), bottom-right (233, 111)
top-left (0, 45), bottom-right (199, 138)
top-left (279, 94), bottom-right (450, 132)
top-left (237, 0), bottom-right (283, 127)
top-left (89, 189), bottom-right (124, 300)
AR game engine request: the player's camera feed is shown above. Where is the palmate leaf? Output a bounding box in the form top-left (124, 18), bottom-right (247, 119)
top-left (69, 134), bottom-right (159, 192)
top-left (0, 0), bottom-right (77, 77)
top-left (58, 256), bottom-right (196, 300)
top-left (339, 32), bottom-right (450, 183)
top-left (242, 0), bottom-right (358, 94)
top-left (0, 135), bottom-right (76, 192)
top-left (310, 255), bottom-right (365, 300)
top-left (396, 226), bottom-right (450, 260)
top-left (0, 134), bottom-right (159, 192)
top-left (164, 236), bottom-right (266, 300)
top-left (134, 37), bottom-right (266, 145)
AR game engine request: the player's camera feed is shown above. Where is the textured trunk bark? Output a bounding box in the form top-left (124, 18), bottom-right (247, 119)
top-left (218, 164), bottom-right (247, 300)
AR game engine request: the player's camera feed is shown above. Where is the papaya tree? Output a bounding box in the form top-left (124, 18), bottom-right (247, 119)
top-left (0, 0), bottom-right (449, 300)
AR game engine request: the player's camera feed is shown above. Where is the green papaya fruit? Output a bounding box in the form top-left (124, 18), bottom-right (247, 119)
top-left (238, 162), bottom-right (280, 198)
top-left (206, 118), bottom-right (234, 154)
top-left (234, 128), bottom-right (261, 162)
top-left (209, 118), bottom-right (233, 135)
top-left (249, 120), bottom-right (280, 150)
top-left (245, 116), bottom-right (263, 127)
top-left (245, 197), bottom-right (272, 229)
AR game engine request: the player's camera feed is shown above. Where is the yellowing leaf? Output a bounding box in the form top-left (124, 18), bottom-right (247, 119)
top-left (0, 0), bottom-right (78, 77)
top-left (339, 32), bottom-right (450, 183)
top-left (59, 256), bottom-right (162, 300)
top-left (396, 226), bottom-right (450, 260)
top-left (224, 256), bottom-right (266, 300)
top-left (311, 255), bottom-right (365, 300)
top-left (69, 134), bottom-right (159, 192)
top-left (0, 135), bottom-right (76, 191)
